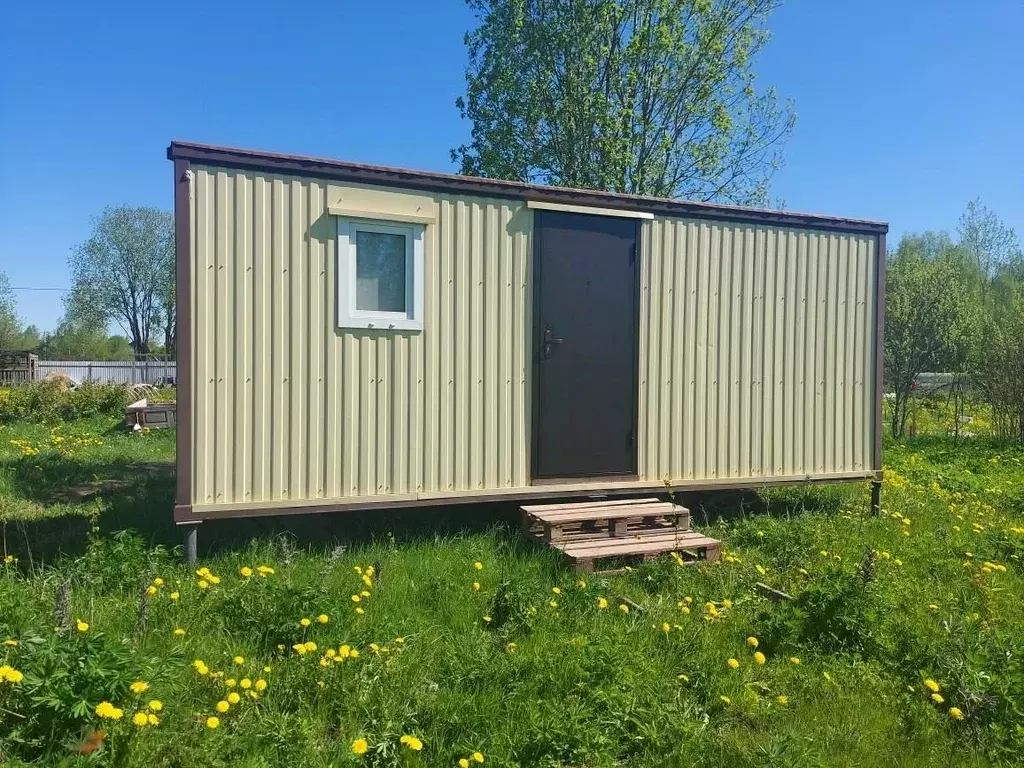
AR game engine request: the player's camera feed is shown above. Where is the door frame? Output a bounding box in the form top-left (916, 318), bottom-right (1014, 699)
top-left (529, 209), bottom-right (643, 482)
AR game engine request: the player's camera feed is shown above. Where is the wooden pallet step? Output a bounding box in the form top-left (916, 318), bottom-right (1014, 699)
top-left (520, 497), bottom-right (662, 515)
top-left (527, 501), bottom-right (683, 524)
top-left (556, 529), bottom-right (718, 557)
top-left (525, 516), bottom-right (690, 544)
top-left (562, 532), bottom-right (720, 573)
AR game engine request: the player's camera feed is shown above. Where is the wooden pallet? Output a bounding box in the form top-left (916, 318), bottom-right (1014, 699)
top-left (521, 497), bottom-right (720, 573)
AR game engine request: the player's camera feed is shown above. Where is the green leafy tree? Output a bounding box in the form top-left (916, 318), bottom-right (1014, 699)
top-left (973, 265), bottom-right (1024, 442)
top-left (69, 207), bottom-right (174, 355)
top-left (958, 198), bottom-right (1020, 284)
top-left (884, 236), bottom-right (976, 438)
top-left (0, 272), bottom-right (23, 350)
top-left (453, 0), bottom-right (795, 205)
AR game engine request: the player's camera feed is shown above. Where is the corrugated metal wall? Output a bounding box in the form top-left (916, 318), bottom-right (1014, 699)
top-left (189, 166), bottom-right (533, 507)
top-left (638, 218), bottom-right (877, 481)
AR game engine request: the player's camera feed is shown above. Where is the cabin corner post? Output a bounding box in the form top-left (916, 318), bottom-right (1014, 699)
top-left (872, 230), bottom-right (887, 516)
top-left (172, 154), bottom-right (196, 550)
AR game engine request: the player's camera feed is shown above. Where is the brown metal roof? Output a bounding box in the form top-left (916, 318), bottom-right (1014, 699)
top-left (167, 140), bottom-right (888, 235)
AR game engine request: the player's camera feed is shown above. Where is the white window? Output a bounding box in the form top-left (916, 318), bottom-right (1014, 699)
top-left (337, 217), bottom-right (424, 331)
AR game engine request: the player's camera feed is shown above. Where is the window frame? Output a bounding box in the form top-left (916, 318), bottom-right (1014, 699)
top-left (337, 217), bottom-right (424, 331)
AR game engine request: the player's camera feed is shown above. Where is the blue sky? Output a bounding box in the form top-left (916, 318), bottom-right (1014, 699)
top-left (1, 0), bottom-right (1021, 331)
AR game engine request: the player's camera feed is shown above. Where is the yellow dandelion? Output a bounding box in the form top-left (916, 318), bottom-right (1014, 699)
top-left (399, 734), bottom-right (423, 751)
top-left (300, 617), bottom-right (311, 627)
top-left (227, 692), bottom-right (241, 704)
top-left (170, 591), bottom-right (180, 601)
top-left (727, 658), bottom-right (740, 669)
top-left (661, 622), bottom-right (671, 633)
top-left (173, 627), bottom-right (186, 637)
top-left (352, 737), bottom-right (368, 755)
top-left (133, 711), bottom-right (149, 727)
top-left (949, 707), bottom-right (964, 720)
top-left (233, 656), bottom-right (245, 665)
top-left (197, 579), bottom-right (209, 590)
top-left (746, 637), bottom-right (759, 648)
top-left (206, 716), bottom-right (220, 729)
top-left (473, 561), bottom-right (484, 570)
top-left (506, 642), bottom-right (518, 653)
top-left (618, 604), bottom-right (629, 614)
top-left (351, 595), bottom-right (361, 603)
top-left (552, 587), bottom-right (561, 595)
top-left (576, 579), bottom-right (587, 589)
top-left (255, 678), bottom-right (267, 691)
top-left (360, 590), bottom-right (371, 598)
top-left (3, 639), bottom-right (17, 647)
top-left (215, 700), bottom-right (230, 713)
top-left (148, 700), bottom-right (163, 711)
top-left (722, 599), bottom-right (733, 609)
top-left (460, 760), bottom-right (471, 768)
top-left (147, 713), bottom-right (160, 725)
top-left (355, 607), bottom-right (365, 615)
top-left (76, 619), bottom-right (89, 633)
top-left (753, 651), bottom-right (766, 665)
top-left (303, 641), bottom-right (317, 653)
top-left (239, 566), bottom-right (253, 578)
top-left (472, 582), bottom-right (481, 591)
top-left (789, 656), bottom-right (800, 665)
top-left (240, 678), bottom-right (252, 689)
top-left (924, 679), bottom-right (940, 693)
top-left (146, 585), bottom-right (158, 597)
top-left (129, 680), bottom-right (149, 694)
top-left (931, 693), bottom-right (944, 704)
top-left (225, 678), bottom-right (237, 688)
top-left (720, 695), bottom-right (731, 705)
top-left (776, 695), bottom-right (788, 706)
top-left (153, 577), bottom-right (164, 586)
top-left (317, 614), bottom-right (329, 624)
top-left (193, 659), bottom-right (209, 675)
top-left (473, 752), bottom-right (485, 763)
top-left (597, 597), bottom-right (608, 609)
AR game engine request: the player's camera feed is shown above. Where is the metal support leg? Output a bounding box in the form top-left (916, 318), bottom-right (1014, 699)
top-left (870, 480), bottom-right (882, 517)
top-left (183, 524), bottom-right (199, 565)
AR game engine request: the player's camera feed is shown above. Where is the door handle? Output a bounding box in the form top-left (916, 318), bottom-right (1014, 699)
top-left (542, 327), bottom-right (563, 359)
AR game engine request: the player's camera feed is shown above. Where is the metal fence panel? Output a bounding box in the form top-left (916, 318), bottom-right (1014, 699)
top-left (35, 361), bottom-right (177, 385)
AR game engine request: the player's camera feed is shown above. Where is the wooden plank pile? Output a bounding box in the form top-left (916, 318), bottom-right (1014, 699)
top-left (521, 497), bottom-right (720, 573)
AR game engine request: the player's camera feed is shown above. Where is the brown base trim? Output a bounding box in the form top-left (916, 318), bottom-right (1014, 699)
top-left (174, 471), bottom-right (875, 524)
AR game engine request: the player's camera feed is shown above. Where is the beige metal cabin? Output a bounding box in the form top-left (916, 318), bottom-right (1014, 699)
top-left (168, 141), bottom-right (886, 539)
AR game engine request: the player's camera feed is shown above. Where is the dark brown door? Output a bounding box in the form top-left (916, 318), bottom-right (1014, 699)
top-left (533, 210), bottom-right (639, 479)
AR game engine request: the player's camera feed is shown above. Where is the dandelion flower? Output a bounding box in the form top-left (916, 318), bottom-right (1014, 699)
top-left (95, 701), bottom-right (124, 720)
top-left (355, 607), bottom-right (365, 615)
top-left (680, 606), bottom-right (690, 615)
top-left (233, 656), bottom-right (245, 665)
top-left (317, 614), bottom-right (329, 624)
top-left (727, 658), bottom-right (740, 669)
top-left (255, 679), bottom-right (267, 691)
top-left (173, 628), bottom-right (186, 637)
top-left (300, 617), bottom-right (311, 627)
top-left (256, 565), bottom-right (274, 576)
top-left (76, 619), bottom-right (89, 633)
top-left (924, 679), bottom-right (940, 693)
top-left (206, 716), bottom-right (220, 729)
top-left (506, 642), bottom-right (517, 653)
top-left (722, 599), bottom-right (733, 609)
top-left (225, 678), bottom-right (237, 688)
top-left (931, 693), bottom-right (944, 704)
top-left (360, 590), bottom-right (371, 597)
top-left (552, 587), bottom-right (561, 595)
top-left (949, 707), bottom-right (964, 720)
top-left (399, 734), bottom-right (423, 751)
top-left (746, 637), bottom-right (759, 648)
top-left (549, 600), bottom-right (558, 608)
top-left (720, 696), bottom-right (731, 705)
top-left (170, 592), bottom-right (180, 601)
top-left (753, 652), bottom-right (766, 665)
top-left (133, 711), bottom-right (150, 727)
top-left (482, 616), bottom-right (492, 624)
top-left (130, 680), bottom-right (149, 694)
top-left (146, 585), bottom-right (158, 597)
top-left (776, 695), bottom-right (788, 706)
top-left (352, 738), bottom-right (368, 755)
top-left (3, 639), bottom-right (17, 647)
top-left (197, 579), bottom-right (209, 590)
top-left (215, 700), bottom-right (230, 713)
top-left (460, 760), bottom-right (471, 768)
top-left (618, 604), bottom-right (629, 614)
top-left (473, 561), bottom-right (484, 570)
top-left (0, 666), bottom-right (24, 683)
top-left (472, 582), bottom-right (480, 591)
top-left (303, 641), bottom-right (317, 653)
top-left (349, 649), bottom-right (360, 658)
top-left (351, 595), bottom-right (361, 603)
top-left (147, 713), bottom-right (159, 725)
top-left (240, 678), bottom-right (252, 689)
top-left (153, 577), bottom-right (164, 586)
top-left (789, 657), bottom-right (800, 665)
top-left (473, 752), bottom-right (485, 763)
top-left (227, 692), bottom-right (241, 704)
top-left (597, 597), bottom-right (608, 609)
top-left (239, 566), bottom-right (253, 578)
top-left (576, 579), bottom-right (587, 589)
top-left (148, 700), bottom-right (163, 711)
top-left (193, 660), bottom-right (209, 676)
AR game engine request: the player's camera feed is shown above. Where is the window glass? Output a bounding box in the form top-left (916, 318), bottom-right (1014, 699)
top-left (355, 231), bottom-right (406, 312)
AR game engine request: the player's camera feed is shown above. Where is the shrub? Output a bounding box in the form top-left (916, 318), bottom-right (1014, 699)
top-left (0, 382), bottom-right (168, 425)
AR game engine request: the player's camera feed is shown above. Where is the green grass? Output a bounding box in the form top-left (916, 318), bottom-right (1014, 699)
top-left (1, 416), bottom-right (1023, 766)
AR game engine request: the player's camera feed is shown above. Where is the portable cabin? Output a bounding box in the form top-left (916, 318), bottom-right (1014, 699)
top-left (167, 141), bottom-right (887, 545)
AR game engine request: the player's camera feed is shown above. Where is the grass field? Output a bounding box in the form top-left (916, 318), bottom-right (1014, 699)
top-left (1, 413), bottom-right (1023, 766)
